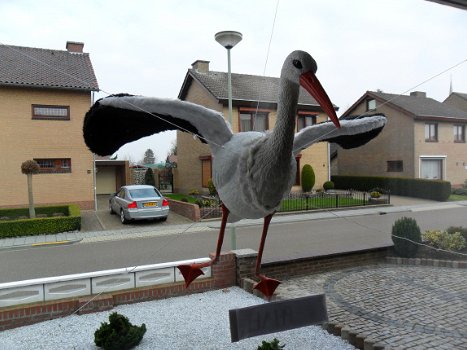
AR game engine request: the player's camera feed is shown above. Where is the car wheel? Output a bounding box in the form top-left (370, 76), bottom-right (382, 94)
top-left (120, 209), bottom-right (129, 224)
top-left (109, 203), bottom-right (114, 215)
top-left (160, 216), bottom-right (167, 222)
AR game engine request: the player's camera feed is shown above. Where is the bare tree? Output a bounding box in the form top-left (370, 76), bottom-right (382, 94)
top-left (21, 160), bottom-right (40, 218)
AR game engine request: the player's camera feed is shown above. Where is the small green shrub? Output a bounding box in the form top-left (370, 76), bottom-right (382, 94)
top-left (207, 178), bottom-right (217, 196)
top-left (446, 226), bottom-right (467, 241)
top-left (391, 217), bottom-right (421, 257)
top-left (370, 191), bottom-right (381, 198)
top-left (95, 312), bottom-right (146, 350)
top-left (188, 189), bottom-right (200, 196)
top-left (422, 230), bottom-right (466, 251)
top-left (301, 164), bottom-right (315, 192)
top-left (323, 181), bottom-right (334, 191)
top-left (257, 338), bottom-right (285, 350)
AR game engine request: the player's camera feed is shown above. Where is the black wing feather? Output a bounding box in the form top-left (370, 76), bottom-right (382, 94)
top-left (83, 100), bottom-right (204, 156)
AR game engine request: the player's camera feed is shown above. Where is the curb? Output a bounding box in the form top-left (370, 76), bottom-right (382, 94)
top-left (0, 238), bottom-right (82, 251)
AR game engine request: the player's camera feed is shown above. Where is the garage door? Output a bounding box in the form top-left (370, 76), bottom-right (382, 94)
top-left (96, 166), bottom-right (117, 194)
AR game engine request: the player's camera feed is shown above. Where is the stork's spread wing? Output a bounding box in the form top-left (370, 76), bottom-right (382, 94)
top-left (293, 114), bottom-right (386, 155)
top-left (83, 94), bottom-right (233, 156)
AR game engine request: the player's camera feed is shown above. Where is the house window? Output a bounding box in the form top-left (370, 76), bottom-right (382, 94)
top-left (453, 125), bottom-right (465, 143)
top-left (366, 99), bottom-right (376, 111)
top-left (239, 112), bottom-right (268, 132)
top-left (32, 105), bottom-right (70, 120)
top-left (387, 160), bottom-right (403, 172)
top-left (200, 156), bottom-right (212, 188)
top-left (425, 123), bottom-right (438, 142)
top-left (297, 114), bottom-right (317, 131)
top-left (34, 158), bottom-right (72, 173)
top-left (420, 157), bottom-right (444, 180)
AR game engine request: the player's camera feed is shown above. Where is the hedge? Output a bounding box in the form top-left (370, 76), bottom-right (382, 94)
top-left (331, 175), bottom-right (451, 201)
top-left (0, 205), bottom-right (81, 238)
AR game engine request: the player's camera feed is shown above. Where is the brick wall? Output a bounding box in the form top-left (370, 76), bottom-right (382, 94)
top-left (0, 252), bottom-right (236, 331)
top-left (338, 103), bottom-right (415, 179)
top-left (167, 198), bottom-right (200, 221)
top-left (0, 87), bottom-right (94, 209)
top-left (234, 248), bottom-right (390, 284)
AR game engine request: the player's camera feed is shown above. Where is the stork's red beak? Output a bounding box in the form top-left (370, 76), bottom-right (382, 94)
top-left (300, 71), bottom-right (340, 128)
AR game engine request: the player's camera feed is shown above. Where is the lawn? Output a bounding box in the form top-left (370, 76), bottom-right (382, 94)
top-left (164, 193), bottom-right (198, 203)
top-left (448, 194), bottom-right (467, 201)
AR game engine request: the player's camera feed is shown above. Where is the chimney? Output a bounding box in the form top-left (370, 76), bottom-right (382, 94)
top-left (191, 60), bottom-right (210, 73)
top-left (66, 41), bottom-right (84, 53)
top-left (410, 91), bottom-right (426, 98)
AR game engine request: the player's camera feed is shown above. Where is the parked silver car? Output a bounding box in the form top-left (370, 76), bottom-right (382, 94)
top-left (109, 185), bottom-right (170, 224)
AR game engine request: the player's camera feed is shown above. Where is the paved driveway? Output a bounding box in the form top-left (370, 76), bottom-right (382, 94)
top-left (276, 264), bottom-right (467, 349)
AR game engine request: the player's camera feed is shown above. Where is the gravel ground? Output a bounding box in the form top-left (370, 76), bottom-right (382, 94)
top-left (0, 287), bottom-right (355, 349)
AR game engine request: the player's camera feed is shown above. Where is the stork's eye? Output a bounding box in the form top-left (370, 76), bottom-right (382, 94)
top-left (292, 59), bottom-right (303, 69)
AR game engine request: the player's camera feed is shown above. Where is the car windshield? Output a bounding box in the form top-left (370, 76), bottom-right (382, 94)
top-left (129, 188), bottom-right (160, 199)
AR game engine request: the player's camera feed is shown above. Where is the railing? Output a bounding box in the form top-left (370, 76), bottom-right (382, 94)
top-left (197, 189), bottom-right (390, 219)
top-left (0, 258), bottom-right (211, 308)
top-left (279, 188), bottom-right (390, 212)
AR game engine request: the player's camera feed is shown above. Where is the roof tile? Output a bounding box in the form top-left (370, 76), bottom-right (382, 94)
top-left (189, 69), bottom-right (331, 107)
top-left (372, 91), bottom-right (467, 119)
top-left (0, 44), bottom-right (99, 91)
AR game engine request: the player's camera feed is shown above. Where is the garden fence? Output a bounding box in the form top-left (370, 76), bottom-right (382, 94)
top-left (198, 189), bottom-right (390, 219)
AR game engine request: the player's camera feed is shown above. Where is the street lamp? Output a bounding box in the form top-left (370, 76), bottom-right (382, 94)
top-left (215, 30), bottom-right (242, 250)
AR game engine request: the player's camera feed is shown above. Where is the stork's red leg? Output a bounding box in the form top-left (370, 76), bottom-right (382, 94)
top-left (178, 204), bottom-right (230, 288)
top-left (254, 212), bottom-right (281, 299)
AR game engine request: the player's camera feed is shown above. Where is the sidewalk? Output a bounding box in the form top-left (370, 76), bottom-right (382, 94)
top-left (1, 196), bottom-right (465, 251)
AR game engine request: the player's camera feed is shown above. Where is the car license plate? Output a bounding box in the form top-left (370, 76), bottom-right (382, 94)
top-left (143, 202), bottom-right (157, 207)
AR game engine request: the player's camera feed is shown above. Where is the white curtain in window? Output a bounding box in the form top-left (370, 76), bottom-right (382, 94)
top-left (253, 115), bottom-right (267, 132)
top-left (421, 159), bottom-right (442, 179)
top-left (240, 114), bottom-right (251, 132)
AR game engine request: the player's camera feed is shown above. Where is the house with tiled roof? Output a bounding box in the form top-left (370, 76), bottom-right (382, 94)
top-left (174, 60), bottom-right (339, 194)
top-left (335, 90), bottom-right (467, 186)
top-left (0, 41), bottom-right (99, 209)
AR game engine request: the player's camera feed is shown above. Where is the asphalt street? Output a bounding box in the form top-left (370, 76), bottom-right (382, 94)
top-left (0, 203), bottom-right (466, 283)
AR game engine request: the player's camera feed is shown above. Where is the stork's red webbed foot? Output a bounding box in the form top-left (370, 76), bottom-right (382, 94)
top-left (178, 262), bottom-right (210, 288)
top-left (177, 204), bottom-right (230, 289)
top-left (254, 275), bottom-right (281, 299)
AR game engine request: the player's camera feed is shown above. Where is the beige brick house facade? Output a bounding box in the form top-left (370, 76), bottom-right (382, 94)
top-left (0, 42), bottom-right (99, 209)
top-left (174, 60), bottom-right (335, 194)
top-left (336, 91), bottom-right (467, 186)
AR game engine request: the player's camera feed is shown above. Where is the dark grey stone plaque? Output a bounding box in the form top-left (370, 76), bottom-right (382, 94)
top-left (229, 294), bottom-right (328, 342)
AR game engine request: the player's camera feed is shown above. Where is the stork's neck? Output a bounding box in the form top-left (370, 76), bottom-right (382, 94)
top-left (269, 77), bottom-right (299, 156)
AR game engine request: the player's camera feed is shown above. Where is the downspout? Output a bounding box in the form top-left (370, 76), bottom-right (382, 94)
top-left (91, 91), bottom-right (97, 212)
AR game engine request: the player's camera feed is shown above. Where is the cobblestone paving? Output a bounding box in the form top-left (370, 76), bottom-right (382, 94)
top-left (275, 264), bottom-right (467, 349)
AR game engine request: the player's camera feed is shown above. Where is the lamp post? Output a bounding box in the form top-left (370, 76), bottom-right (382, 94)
top-left (215, 30), bottom-right (242, 250)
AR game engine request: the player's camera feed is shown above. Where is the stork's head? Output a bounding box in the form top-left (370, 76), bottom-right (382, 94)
top-left (282, 50), bottom-right (340, 128)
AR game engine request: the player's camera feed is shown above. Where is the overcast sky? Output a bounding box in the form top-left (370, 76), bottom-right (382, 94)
top-left (1, 0), bottom-right (466, 162)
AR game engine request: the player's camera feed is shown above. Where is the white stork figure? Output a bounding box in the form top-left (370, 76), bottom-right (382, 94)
top-left (83, 50), bottom-right (386, 298)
